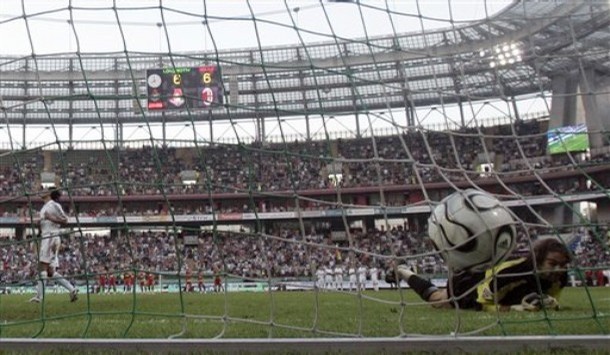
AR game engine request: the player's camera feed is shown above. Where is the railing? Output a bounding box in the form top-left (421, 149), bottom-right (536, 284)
top-left (0, 112), bottom-right (548, 151)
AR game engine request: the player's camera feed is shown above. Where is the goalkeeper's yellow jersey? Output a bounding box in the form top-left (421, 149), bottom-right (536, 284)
top-left (476, 257), bottom-right (565, 312)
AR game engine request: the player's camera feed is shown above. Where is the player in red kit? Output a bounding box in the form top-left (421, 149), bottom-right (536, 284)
top-left (185, 267), bottom-right (193, 292)
top-left (146, 273), bottom-right (155, 292)
top-left (98, 273), bottom-right (107, 294)
top-left (107, 273), bottom-right (117, 293)
top-left (198, 270), bottom-right (206, 293)
top-left (138, 272), bottom-right (146, 293)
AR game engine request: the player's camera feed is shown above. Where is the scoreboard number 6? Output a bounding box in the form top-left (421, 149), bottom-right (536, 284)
top-left (202, 72), bottom-right (212, 84)
top-left (173, 74), bottom-right (182, 86)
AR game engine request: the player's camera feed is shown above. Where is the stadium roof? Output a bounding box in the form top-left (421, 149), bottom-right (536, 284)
top-left (0, 0), bottom-right (609, 126)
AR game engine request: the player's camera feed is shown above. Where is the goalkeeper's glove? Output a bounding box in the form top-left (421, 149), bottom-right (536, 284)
top-left (510, 292), bottom-right (559, 312)
top-left (395, 265), bottom-right (415, 281)
top-left (540, 294), bottom-right (560, 310)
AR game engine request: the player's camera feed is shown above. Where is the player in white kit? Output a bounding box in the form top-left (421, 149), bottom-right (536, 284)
top-left (30, 189), bottom-right (78, 303)
top-left (334, 264), bottom-right (344, 290)
top-left (357, 264), bottom-right (368, 291)
top-left (315, 267), bottom-right (326, 290)
top-left (348, 266), bottom-right (357, 291)
top-left (369, 265), bottom-right (379, 291)
top-left (324, 265), bottom-right (334, 290)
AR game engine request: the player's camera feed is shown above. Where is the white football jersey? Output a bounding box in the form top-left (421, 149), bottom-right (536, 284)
top-left (369, 267), bottom-right (379, 281)
top-left (40, 200), bottom-right (67, 236)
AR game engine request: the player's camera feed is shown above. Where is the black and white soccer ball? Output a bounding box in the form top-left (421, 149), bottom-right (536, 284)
top-left (428, 189), bottom-right (516, 273)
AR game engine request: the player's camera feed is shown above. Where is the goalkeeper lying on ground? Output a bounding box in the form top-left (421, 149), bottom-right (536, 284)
top-left (393, 238), bottom-right (571, 312)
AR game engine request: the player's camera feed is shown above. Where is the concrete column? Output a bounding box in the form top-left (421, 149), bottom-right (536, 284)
top-left (595, 198), bottom-right (610, 224)
top-left (552, 204), bottom-right (566, 227)
top-left (581, 68), bottom-right (610, 149)
top-left (549, 74), bottom-right (578, 129)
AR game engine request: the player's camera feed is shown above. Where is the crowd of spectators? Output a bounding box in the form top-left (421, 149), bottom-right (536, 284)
top-left (1, 119), bottom-right (609, 201)
top-left (1, 224), bottom-right (608, 288)
top-left (0, 119), bottom-right (608, 221)
top-left (0, 119), bottom-right (609, 290)
top-left (0, 227), bottom-right (426, 285)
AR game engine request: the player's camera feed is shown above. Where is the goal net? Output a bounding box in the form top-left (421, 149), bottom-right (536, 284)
top-left (0, 0), bottom-right (609, 352)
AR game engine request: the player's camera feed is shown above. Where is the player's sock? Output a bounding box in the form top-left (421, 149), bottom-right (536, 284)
top-left (52, 272), bottom-right (75, 292)
top-left (36, 271), bottom-right (48, 300)
top-left (405, 274), bottom-right (439, 302)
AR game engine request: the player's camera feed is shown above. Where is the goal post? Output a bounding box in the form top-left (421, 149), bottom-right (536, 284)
top-left (1, 336), bottom-right (609, 353)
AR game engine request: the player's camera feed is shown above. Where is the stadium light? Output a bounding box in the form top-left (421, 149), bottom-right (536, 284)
top-left (478, 42), bottom-right (522, 69)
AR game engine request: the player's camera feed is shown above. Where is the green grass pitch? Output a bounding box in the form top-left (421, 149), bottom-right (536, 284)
top-left (0, 287), bottom-right (608, 339)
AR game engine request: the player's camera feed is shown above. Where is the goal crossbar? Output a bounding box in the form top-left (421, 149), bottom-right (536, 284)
top-left (1, 336), bottom-right (609, 353)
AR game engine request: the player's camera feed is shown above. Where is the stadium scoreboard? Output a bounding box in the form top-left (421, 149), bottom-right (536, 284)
top-left (146, 66), bottom-right (223, 111)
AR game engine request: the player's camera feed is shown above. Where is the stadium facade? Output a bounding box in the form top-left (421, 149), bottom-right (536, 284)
top-left (0, 0), bottom-right (609, 236)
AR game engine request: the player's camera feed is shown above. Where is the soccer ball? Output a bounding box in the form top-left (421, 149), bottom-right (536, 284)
top-left (428, 189), bottom-right (516, 272)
